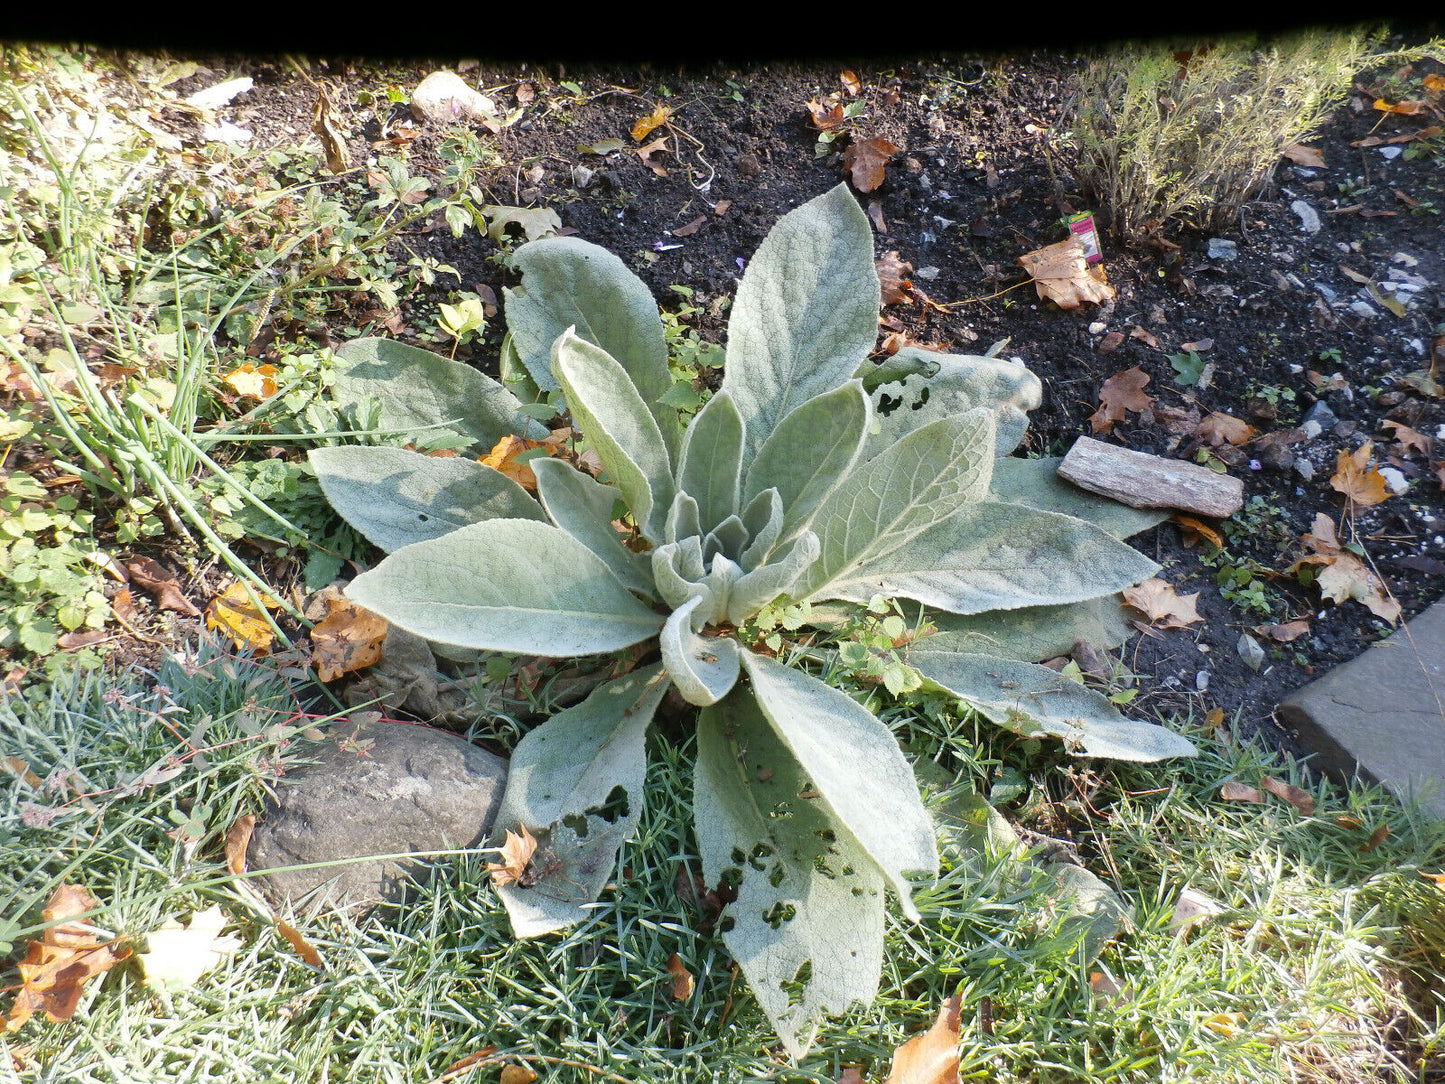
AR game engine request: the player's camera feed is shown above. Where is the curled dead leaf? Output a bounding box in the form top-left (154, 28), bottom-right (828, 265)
top-left (4, 884), bottom-right (130, 1031)
top-left (126, 557), bottom-right (201, 617)
top-left (205, 582), bottom-right (280, 654)
top-left (1260, 776), bottom-right (1315, 816)
top-left (311, 599), bottom-right (388, 683)
top-left (630, 104), bottom-right (672, 142)
top-left (666, 952), bottom-right (695, 1000)
top-left (843, 136), bottom-right (899, 193)
top-left (224, 815), bottom-right (256, 877)
top-left (486, 826), bottom-right (539, 887)
top-left (276, 920), bottom-right (323, 968)
top-left (1220, 782), bottom-right (1265, 803)
top-left (1330, 442), bottom-right (1391, 508)
top-left (884, 993), bottom-right (962, 1084)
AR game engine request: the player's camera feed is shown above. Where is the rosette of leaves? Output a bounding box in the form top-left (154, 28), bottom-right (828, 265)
top-left (309, 185), bottom-right (1195, 1056)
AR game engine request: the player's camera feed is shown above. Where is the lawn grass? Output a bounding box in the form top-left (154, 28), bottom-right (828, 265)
top-left (2, 645), bottom-right (1441, 1083)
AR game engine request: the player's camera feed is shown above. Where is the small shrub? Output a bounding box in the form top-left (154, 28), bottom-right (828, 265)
top-left (310, 185), bottom-right (1195, 1054)
top-left (1066, 30), bottom-right (1380, 238)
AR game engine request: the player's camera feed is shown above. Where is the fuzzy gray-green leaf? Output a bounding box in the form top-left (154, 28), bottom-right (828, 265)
top-left (815, 501), bottom-right (1160, 613)
top-left (552, 329), bottom-right (675, 544)
top-left (919, 595), bottom-right (1135, 663)
top-left (743, 379), bottom-right (870, 547)
top-left (661, 598), bottom-right (740, 706)
top-left (495, 665), bottom-right (669, 936)
top-left (914, 651), bottom-right (1198, 761)
top-left (865, 348), bottom-right (1041, 459)
top-left (331, 336), bottom-right (545, 449)
top-left (723, 186), bottom-right (878, 466)
top-left (532, 457), bottom-right (652, 597)
top-left (794, 409), bottom-right (996, 603)
top-left (676, 391), bottom-right (743, 534)
top-left (346, 519), bottom-right (663, 654)
top-left (695, 690), bottom-right (886, 1059)
top-left (309, 445), bottom-right (543, 554)
top-left (739, 651), bottom-right (937, 915)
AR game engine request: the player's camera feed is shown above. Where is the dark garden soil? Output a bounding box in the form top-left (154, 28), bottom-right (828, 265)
top-left (111, 41), bottom-right (1445, 755)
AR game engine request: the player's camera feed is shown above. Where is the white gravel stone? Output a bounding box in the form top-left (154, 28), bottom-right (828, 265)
top-left (1379, 467), bottom-right (1409, 495)
top-left (1291, 200), bottom-right (1321, 234)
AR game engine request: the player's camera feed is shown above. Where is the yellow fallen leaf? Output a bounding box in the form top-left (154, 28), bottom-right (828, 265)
top-left (1329, 442), bottom-right (1391, 508)
top-left (311, 599), bottom-right (388, 682)
top-left (1421, 871), bottom-right (1445, 892)
top-left (205, 582), bottom-right (280, 654)
top-left (138, 905), bottom-right (243, 992)
top-left (1123, 578), bottom-right (1203, 629)
top-left (630, 103), bottom-right (672, 142)
top-left (223, 363), bottom-right (278, 400)
top-left (1203, 1011), bottom-right (1247, 1038)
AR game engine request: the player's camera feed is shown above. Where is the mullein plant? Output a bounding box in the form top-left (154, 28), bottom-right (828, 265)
top-left (309, 185), bottom-right (1195, 1054)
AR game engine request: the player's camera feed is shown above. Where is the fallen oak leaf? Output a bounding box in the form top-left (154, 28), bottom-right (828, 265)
top-left (1282, 143), bottom-right (1325, 167)
top-left (876, 251), bottom-right (914, 305)
top-left (884, 993), bottom-right (962, 1084)
top-left (840, 70), bottom-right (861, 97)
top-left (1088, 366), bottom-right (1153, 435)
top-left (1291, 513), bottom-right (1401, 624)
top-left (1373, 97), bottom-right (1428, 115)
top-left (486, 825), bottom-right (539, 887)
top-left (1018, 236), bottom-right (1115, 310)
top-left (634, 137), bottom-right (670, 176)
top-left (1260, 776), bottom-right (1315, 816)
top-left (137, 905), bottom-right (243, 992)
top-left (1123, 577), bottom-right (1202, 630)
top-left (843, 136), bottom-right (898, 194)
top-left (1197, 412), bottom-right (1255, 447)
top-left (1422, 871), bottom-right (1445, 892)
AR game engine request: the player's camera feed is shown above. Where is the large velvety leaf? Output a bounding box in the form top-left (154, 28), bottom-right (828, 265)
top-left (504, 236), bottom-right (680, 455)
top-left (794, 410), bottom-right (996, 603)
top-left (990, 456), bottom-right (1167, 540)
top-left (532, 458), bottom-right (652, 597)
top-left (739, 651), bottom-right (937, 914)
top-left (918, 595), bottom-right (1134, 663)
top-left (812, 501), bottom-right (1160, 613)
top-left (695, 690), bottom-right (886, 1059)
top-left (723, 185), bottom-right (879, 467)
top-left (552, 329), bottom-right (675, 544)
top-left (309, 445), bottom-right (544, 553)
top-left (495, 666), bottom-right (670, 936)
top-left (865, 349), bottom-right (1042, 459)
top-left (676, 391), bottom-right (743, 535)
top-left (331, 337), bottom-right (545, 449)
top-left (914, 651), bottom-right (1198, 761)
top-left (742, 380), bottom-right (870, 549)
top-left (660, 598), bottom-right (740, 706)
top-left (345, 519), bottom-right (663, 654)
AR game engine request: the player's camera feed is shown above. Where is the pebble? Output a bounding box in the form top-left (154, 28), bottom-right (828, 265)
top-left (1313, 282), bottom-right (1339, 304)
top-left (1291, 200), bottom-right (1321, 234)
top-left (1196, 671), bottom-right (1210, 693)
top-left (1378, 145), bottom-right (1403, 160)
top-left (1207, 239), bottom-right (1238, 260)
top-left (1237, 632), bottom-right (1266, 672)
top-left (1089, 321), bottom-right (1108, 335)
top-left (1295, 458), bottom-right (1316, 482)
top-left (1348, 301), bottom-right (1378, 318)
top-left (1301, 419), bottom-right (1323, 439)
top-left (1380, 467), bottom-right (1409, 495)
top-left (1303, 401), bottom-right (1337, 429)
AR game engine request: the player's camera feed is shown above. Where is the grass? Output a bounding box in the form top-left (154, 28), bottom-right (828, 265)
top-left (2, 44), bottom-right (1444, 1084)
top-left (2, 646), bottom-right (1442, 1082)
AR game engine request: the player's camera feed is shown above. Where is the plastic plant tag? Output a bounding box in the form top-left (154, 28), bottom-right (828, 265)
top-left (1068, 211), bottom-right (1102, 263)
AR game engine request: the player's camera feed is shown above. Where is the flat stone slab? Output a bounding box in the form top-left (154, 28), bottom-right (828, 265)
top-left (1277, 601), bottom-right (1445, 819)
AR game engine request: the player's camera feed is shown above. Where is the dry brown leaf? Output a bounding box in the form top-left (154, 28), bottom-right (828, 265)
top-left (1180, 337), bottom-right (1214, 352)
top-left (312, 90), bottom-right (350, 175)
top-left (1128, 325), bottom-right (1159, 349)
top-left (1254, 619), bottom-right (1310, 643)
top-left (1220, 782), bottom-right (1265, 803)
top-left (835, 1069), bottom-right (865, 1084)
top-left (714, 199), bottom-right (731, 216)
top-left (205, 582), bottom-right (279, 654)
top-left (111, 586), bottom-right (138, 623)
top-left (4, 884), bottom-right (130, 1031)
top-left (500, 1066), bottom-right (538, 1084)
top-left (630, 104), bottom-right (672, 142)
top-left (1198, 412), bottom-right (1255, 447)
top-left (480, 433), bottom-right (567, 491)
top-left (670, 215), bottom-right (706, 238)
top-left (1292, 513), bottom-right (1400, 624)
top-left (634, 137), bottom-right (669, 176)
top-left (843, 136), bottom-right (899, 193)
top-left (487, 826), bottom-right (539, 887)
top-left (1097, 330), bottom-right (1125, 354)
top-left (1088, 367), bottom-right (1153, 435)
top-left (840, 70), bottom-right (861, 97)
top-left (884, 994), bottom-right (962, 1084)
top-left (1089, 970), bottom-right (1132, 1007)
top-left (126, 557), bottom-right (201, 617)
top-left (311, 599), bottom-right (388, 683)
top-left (225, 815), bottom-right (255, 877)
top-left (276, 920), bottom-right (324, 968)
top-left (876, 251), bottom-right (914, 305)
top-left (1335, 814), bottom-right (1365, 830)
top-left (1330, 442), bottom-right (1391, 507)
top-left (56, 629), bottom-right (107, 650)
top-left (1018, 237), bottom-right (1115, 310)
top-left (1123, 578), bottom-right (1203, 629)
top-left (1261, 776), bottom-right (1315, 816)
top-left (1, 757), bottom-right (43, 789)
top-left (666, 952), bottom-right (695, 1000)
top-left (1382, 419), bottom-right (1432, 457)
top-left (1282, 143), bottom-right (1325, 166)
top-left (805, 99), bottom-right (847, 131)
top-left (1361, 824), bottom-right (1390, 853)
top-left (1374, 97), bottom-right (1428, 115)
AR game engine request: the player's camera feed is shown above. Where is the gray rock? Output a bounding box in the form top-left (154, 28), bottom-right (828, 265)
top-left (1303, 401), bottom-right (1337, 430)
top-left (1207, 239), bottom-right (1238, 260)
top-left (249, 718), bottom-right (507, 913)
top-left (1279, 601), bottom-right (1445, 819)
top-left (1348, 300), bottom-right (1379, 318)
top-left (1291, 199), bottom-right (1321, 235)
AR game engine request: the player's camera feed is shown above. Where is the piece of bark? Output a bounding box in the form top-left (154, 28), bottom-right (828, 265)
top-left (1057, 436), bottom-right (1243, 518)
